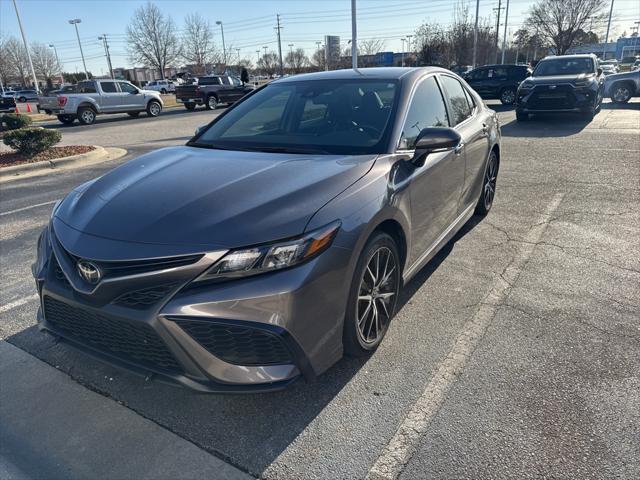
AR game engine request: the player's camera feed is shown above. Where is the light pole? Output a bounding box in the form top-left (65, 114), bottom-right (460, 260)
top-left (500, 0), bottom-right (510, 64)
top-left (604, 0), bottom-right (614, 59)
top-left (406, 34), bottom-right (413, 66)
top-left (401, 38), bottom-right (405, 67)
top-left (68, 19), bottom-right (89, 80)
top-left (49, 44), bottom-right (64, 85)
top-left (235, 48), bottom-right (240, 64)
top-left (351, 0), bottom-right (358, 69)
top-left (263, 45), bottom-right (268, 56)
top-left (13, 0), bottom-right (40, 91)
top-left (98, 35), bottom-right (114, 79)
top-left (216, 21), bottom-right (226, 66)
top-left (472, 0), bottom-right (480, 68)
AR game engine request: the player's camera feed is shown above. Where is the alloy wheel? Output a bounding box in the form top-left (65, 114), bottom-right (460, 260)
top-left (483, 152), bottom-right (497, 210)
top-left (613, 86), bottom-right (631, 103)
top-left (208, 96), bottom-right (217, 109)
top-left (356, 246), bottom-right (399, 345)
top-left (81, 109), bottom-right (95, 124)
top-left (500, 89), bottom-right (516, 105)
top-left (149, 102), bottom-right (161, 116)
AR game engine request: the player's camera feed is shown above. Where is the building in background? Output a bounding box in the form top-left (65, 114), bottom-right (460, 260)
top-left (566, 37), bottom-right (640, 60)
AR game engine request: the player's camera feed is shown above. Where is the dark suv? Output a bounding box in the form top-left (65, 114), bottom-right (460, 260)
top-left (175, 75), bottom-right (253, 111)
top-left (463, 64), bottom-right (531, 105)
top-left (516, 54), bottom-right (604, 121)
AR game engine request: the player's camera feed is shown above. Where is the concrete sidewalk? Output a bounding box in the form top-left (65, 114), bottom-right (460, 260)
top-left (0, 341), bottom-right (252, 480)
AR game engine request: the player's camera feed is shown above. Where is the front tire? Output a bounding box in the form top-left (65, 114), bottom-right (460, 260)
top-left (205, 95), bottom-right (218, 110)
top-left (610, 82), bottom-right (633, 104)
top-left (499, 87), bottom-right (516, 105)
top-left (475, 149), bottom-right (498, 216)
top-left (77, 107), bottom-right (96, 125)
top-left (343, 232), bottom-right (401, 356)
top-left (146, 100), bottom-right (162, 117)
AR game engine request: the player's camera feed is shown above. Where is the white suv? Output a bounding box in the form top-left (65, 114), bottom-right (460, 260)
top-left (145, 80), bottom-right (175, 94)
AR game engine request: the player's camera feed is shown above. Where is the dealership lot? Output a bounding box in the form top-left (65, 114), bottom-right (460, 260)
top-left (1, 101), bottom-right (639, 479)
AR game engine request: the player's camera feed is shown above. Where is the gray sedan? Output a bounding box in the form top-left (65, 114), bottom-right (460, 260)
top-left (33, 67), bottom-right (501, 392)
top-left (605, 69), bottom-right (640, 103)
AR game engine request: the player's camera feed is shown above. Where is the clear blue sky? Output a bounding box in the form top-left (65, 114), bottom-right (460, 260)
top-left (1, 0), bottom-right (638, 75)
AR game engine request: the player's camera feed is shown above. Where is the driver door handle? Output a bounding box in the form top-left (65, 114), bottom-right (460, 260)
top-left (454, 143), bottom-right (465, 155)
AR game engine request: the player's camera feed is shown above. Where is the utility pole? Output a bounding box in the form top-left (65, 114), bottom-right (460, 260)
top-left (472, 0), bottom-right (480, 68)
top-left (68, 19), bottom-right (89, 80)
top-left (236, 48), bottom-right (240, 64)
top-left (401, 38), bottom-right (406, 67)
top-left (49, 44), bottom-right (64, 85)
top-left (351, 0), bottom-right (358, 69)
top-left (493, 0), bottom-right (504, 64)
top-left (13, 0), bottom-right (40, 91)
top-left (500, 0), bottom-right (510, 64)
top-left (216, 21), bottom-right (226, 66)
top-left (603, 1), bottom-right (615, 59)
top-left (275, 14), bottom-right (284, 76)
top-left (98, 35), bottom-right (114, 79)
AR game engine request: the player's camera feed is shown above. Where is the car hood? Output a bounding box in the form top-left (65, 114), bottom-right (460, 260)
top-left (55, 146), bottom-right (376, 250)
top-left (526, 73), bottom-right (595, 85)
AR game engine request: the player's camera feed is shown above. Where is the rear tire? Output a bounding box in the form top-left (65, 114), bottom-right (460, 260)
top-left (475, 149), bottom-right (498, 216)
top-left (184, 102), bottom-right (196, 111)
top-left (56, 114), bottom-right (75, 125)
top-left (77, 107), bottom-right (96, 125)
top-left (205, 95), bottom-right (218, 110)
top-left (516, 110), bottom-right (528, 121)
top-left (499, 87), bottom-right (516, 105)
top-left (18, 96), bottom-right (26, 103)
top-left (343, 232), bottom-right (401, 357)
top-left (146, 100), bottom-right (162, 117)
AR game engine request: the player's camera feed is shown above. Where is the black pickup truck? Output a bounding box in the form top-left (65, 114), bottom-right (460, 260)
top-left (174, 75), bottom-right (253, 111)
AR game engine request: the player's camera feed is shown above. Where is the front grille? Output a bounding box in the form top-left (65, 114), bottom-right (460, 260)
top-left (113, 283), bottom-right (179, 309)
top-left (172, 318), bottom-right (293, 366)
top-left (44, 296), bottom-right (182, 373)
top-left (530, 86), bottom-right (576, 110)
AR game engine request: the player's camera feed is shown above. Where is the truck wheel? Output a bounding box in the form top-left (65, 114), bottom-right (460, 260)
top-left (77, 107), bottom-right (96, 125)
top-left (184, 103), bottom-right (196, 111)
top-left (205, 95), bottom-right (218, 110)
top-left (611, 81), bottom-right (633, 104)
top-left (499, 87), bottom-right (516, 105)
top-left (57, 114), bottom-right (76, 125)
top-left (146, 100), bottom-right (162, 117)
top-left (127, 111), bottom-right (140, 117)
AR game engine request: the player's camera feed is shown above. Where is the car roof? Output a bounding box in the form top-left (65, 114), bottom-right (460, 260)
top-left (475, 64), bottom-right (526, 68)
top-left (540, 54), bottom-right (597, 61)
top-left (273, 67), bottom-right (449, 84)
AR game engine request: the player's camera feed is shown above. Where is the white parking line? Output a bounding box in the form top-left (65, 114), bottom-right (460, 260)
top-left (0, 294), bottom-right (39, 314)
top-left (367, 193), bottom-right (565, 480)
top-left (0, 200), bottom-right (58, 217)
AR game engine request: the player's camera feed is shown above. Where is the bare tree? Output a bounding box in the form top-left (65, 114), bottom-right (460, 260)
top-left (286, 48), bottom-right (309, 74)
top-left (182, 14), bottom-right (220, 75)
top-left (257, 52), bottom-right (279, 77)
top-left (31, 42), bottom-right (61, 84)
top-left (311, 48), bottom-right (326, 70)
top-left (359, 38), bottom-right (386, 56)
top-left (2, 36), bottom-right (30, 85)
top-left (525, 0), bottom-right (607, 55)
top-left (126, 2), bottom-right (181, 79)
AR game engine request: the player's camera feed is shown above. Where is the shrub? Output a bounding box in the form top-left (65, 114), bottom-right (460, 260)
top-left (3, 127), bottom-right (62, 156)
top-left (1, 113), bottom-right (32, 131)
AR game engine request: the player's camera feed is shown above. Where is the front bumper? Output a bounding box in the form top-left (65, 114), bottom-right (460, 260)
top-left (516, 85), bottom-right (597, 113)
top-left (33, 223), bottom-right (351, 392)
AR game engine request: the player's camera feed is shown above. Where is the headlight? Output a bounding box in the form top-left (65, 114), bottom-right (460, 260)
top-left (195, 221), bottom-right (341, 282)
top-left (574, 79), bottom-right (595, 89)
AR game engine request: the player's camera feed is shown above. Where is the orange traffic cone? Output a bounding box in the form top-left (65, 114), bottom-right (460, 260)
top-left (14, 104), bottom-right (19, 114)
top-left (26, 103), bottom-right (32, 113)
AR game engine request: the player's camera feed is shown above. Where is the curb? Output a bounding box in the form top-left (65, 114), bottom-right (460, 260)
top-left (0, 146), bottom-right (127, 181)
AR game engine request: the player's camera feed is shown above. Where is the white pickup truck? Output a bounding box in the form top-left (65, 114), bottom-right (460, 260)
top-left (37, 79), bottom-right (164, 125)
top-left (145, 79), bottom-right (176, 94)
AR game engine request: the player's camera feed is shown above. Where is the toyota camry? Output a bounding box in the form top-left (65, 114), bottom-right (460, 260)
top-left (33, 67), bottom-right (501, 392)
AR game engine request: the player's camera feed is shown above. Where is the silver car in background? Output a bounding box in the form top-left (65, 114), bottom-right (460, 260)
top-left (38, 79), bottom-right (164, 125)
top-left (34, 67), bottom-right (501, 392)
top-left (604, 69), bottom-right (640, 104)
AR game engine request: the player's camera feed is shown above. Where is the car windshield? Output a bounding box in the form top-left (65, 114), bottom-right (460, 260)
top-left (190, 79), bottom-right (399, 155)
top-left (534, 58), bottom-right (594, 76)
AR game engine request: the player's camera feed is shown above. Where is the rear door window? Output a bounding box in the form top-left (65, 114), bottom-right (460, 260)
top-left (100, 81), bottom-right (118, 93)
top-left (439, 75), bottom-right (473, 126)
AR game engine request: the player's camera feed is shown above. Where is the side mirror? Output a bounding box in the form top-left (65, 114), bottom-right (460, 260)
top-left (597, 68), bottom-right (603, 76)
top-left (412, 127), bottom-right (462, 167)
top-left (194, 124), bottom-right (206, 136)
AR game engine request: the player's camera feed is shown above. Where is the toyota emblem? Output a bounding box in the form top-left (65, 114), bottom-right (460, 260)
top-left (77, 260), bottom-right (102, 284)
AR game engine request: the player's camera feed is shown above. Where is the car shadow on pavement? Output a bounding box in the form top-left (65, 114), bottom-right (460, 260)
top-left (501, 113), bottom-right (593, 138)
top-left (5, 214), bottom-right (484, 477)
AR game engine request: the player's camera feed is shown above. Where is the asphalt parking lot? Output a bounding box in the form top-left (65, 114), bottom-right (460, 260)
top-left (1, 100), bottom-right (639, 479)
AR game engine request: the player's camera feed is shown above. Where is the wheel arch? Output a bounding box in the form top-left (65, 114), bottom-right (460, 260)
top-left (612, 79), bottom-right (636, 95)
top-left (78, 102), bottom-right (98, 113)
top-left (372, 219), bottom-right (408, 273)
